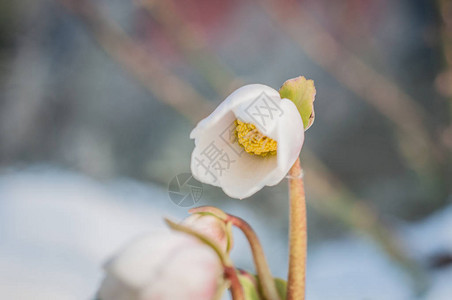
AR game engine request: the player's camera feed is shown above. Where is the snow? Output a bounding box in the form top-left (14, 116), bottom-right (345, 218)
top-left (0, 165), bottom-right (450, 299)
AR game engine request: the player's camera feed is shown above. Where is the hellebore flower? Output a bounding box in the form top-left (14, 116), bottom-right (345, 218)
top-left (97, 231), bottom-right (225, 300)
top-left (190, 84), bottom-right (304, 199)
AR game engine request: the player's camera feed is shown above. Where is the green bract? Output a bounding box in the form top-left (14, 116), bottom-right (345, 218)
top-left (238, 274), bottom-right (260, 300)
top-left (279, 76), bottom-right (316, 130)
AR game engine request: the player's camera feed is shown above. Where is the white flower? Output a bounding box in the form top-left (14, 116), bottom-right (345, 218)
top-left (97, 231), bottom-right (224, 300)
top-left (190, 84), bottom-right (304, 199)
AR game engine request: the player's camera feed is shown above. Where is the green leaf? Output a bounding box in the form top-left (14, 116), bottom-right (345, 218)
top-left (279, 76), bottom-right (316, 130)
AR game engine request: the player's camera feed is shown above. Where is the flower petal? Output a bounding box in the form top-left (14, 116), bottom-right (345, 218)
top-left (219, 154), bottom-right (279, 199)
top-left (98, 232), bottom-right (223, 300)
top-left (190, 110), bottom-right (237, 187)
top-left (218, 99), bottom-right (304, 198)
top-left (265, 98), bottom-right (305, 186)
top-left (190, 103), bottom-right (280, 199)
top-left (232, 93), bottom-right (282, 140)
top-left (190, 84), bottom-right (280, 140)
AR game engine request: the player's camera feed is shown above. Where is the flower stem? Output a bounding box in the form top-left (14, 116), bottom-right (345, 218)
top-left (227, 214), bottom-right (280, 300)
top-left (287, 157), bottom-right (307, 300)
top-left (224, 266), bottom-right (245, 300)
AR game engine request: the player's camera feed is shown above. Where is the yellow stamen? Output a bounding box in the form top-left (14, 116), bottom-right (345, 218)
top-left (234, 120), bottom-right (277, 157)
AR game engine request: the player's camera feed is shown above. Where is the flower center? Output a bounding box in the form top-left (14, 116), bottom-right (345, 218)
top-left (234, 120), bottom-right (277, 157)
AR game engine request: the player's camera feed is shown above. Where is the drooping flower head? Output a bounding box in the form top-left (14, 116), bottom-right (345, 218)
top-left (97, 210), bottom-right (235, 300)
top-left (97, 231), bottom-right (225, 300)
top-left (190, 79), bottom-right (315, 199)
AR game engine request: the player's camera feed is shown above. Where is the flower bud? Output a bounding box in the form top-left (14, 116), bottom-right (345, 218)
top-left (182, 213), bottom-right (233, 253)
top-left (97, 231), bottom-right (224, 300)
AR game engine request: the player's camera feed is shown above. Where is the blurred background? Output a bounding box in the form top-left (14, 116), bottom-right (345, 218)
top-left (0, 0), bottom-right (451, 299)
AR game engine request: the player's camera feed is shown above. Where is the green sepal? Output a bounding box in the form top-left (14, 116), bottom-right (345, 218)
top-left (273, 277), bottom-right (287, 300)
top-left (239, 270), bottom-right (288, 300)
top-left (238, 273), bottom-right (261, 300)
top-left (279, 76), bottom-right (316, 130)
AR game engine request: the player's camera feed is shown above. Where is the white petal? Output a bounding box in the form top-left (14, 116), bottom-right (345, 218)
top-left (190, 84), bottom-right (280, 140)
top-left (219, 99), bottom-right (304, 198)
top-left (265, 98), bottom-right (305, 186)
top-left (233, 92), bottom-right (282, 140)
top-left (190, 110), bottom-right (237, 187)
top-left (191, 84), bottom-right (279, 189)
top-left (219, 154), bottom-right (278, 199)
top-left (142, 242), bottom-right (221, 299)
top-left (103, 232), bottom-right (188, 288)
top-left (190, 104), bottom-right (280, 199)
top-left (98, 232), bottom-right (223, 300)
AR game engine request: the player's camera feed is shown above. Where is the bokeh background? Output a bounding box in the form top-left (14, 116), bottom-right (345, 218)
top-left (1, 0), bottom-right (451, 299)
